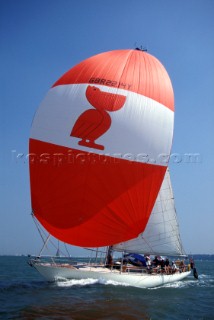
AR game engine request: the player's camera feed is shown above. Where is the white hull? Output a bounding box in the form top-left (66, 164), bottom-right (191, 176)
top-left (32, 263), bottom-right (191, 289)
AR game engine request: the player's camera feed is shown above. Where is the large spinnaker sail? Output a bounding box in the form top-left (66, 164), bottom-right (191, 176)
top-left (113, 169), bottom-right (186, 256)
top-left (29, 49), bottom-right (174, 247)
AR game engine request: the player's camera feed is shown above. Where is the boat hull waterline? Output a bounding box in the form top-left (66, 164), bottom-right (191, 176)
top-left (32, 263), bottom-right (191, 288)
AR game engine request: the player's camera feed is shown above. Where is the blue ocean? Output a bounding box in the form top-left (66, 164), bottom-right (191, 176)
top-left (0, 256), bottom-right (213, 319)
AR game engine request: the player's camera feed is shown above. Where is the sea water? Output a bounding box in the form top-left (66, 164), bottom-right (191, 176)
top-left (0, 256), bottom-right (213, 319)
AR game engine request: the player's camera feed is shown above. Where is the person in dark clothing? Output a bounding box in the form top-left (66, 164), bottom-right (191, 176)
top-left (190, 258), bottom-right (195, 269)
top-left (153, 256), bottom-right (159, 267)
top-left (165, 258), bottom-right (170, 274)
top-left (160, 259), bottom-right (165, 272)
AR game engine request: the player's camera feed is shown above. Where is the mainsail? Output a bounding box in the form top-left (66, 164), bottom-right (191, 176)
top-left (113, 169), bottom-right (186, 256)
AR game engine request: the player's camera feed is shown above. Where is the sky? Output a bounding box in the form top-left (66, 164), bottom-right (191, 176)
top-left (1, 0), bottom-right (213, 256)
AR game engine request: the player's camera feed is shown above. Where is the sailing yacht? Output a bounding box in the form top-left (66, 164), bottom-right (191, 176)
top-left (28, 48), bottom-right (191, 288)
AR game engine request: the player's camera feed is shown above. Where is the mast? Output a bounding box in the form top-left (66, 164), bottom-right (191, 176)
top-left (106, 246), bottom-right (113, 267)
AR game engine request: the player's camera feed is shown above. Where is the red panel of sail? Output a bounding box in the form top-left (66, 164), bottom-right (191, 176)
top-left (29, 139), bottom-right (166, 247)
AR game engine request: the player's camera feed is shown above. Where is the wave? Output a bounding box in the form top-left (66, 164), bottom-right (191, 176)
top-left (150, 274), bottom-right (214, 290)
top-left (55, 277), bottom-right (130, 287)
top-left (56, 278), bottom-right (99, 287)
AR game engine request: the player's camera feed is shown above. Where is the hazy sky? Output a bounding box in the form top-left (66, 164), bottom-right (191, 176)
top-left (1, 0), bottom-right (213, 255)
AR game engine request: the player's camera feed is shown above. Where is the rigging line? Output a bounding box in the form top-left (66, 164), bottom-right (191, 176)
top-left (83, 247), bottom-right (107, 254)
top-left (32, 215), bottom-right (69, 258)
top-left (39, 234), bottom-right (51, 256)
top-left (48, 238), bottom-right (67, 257)
top-left (64, 242), bottom-right (71, 257)
top-left (32, 214), bottom-right (48, 248)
